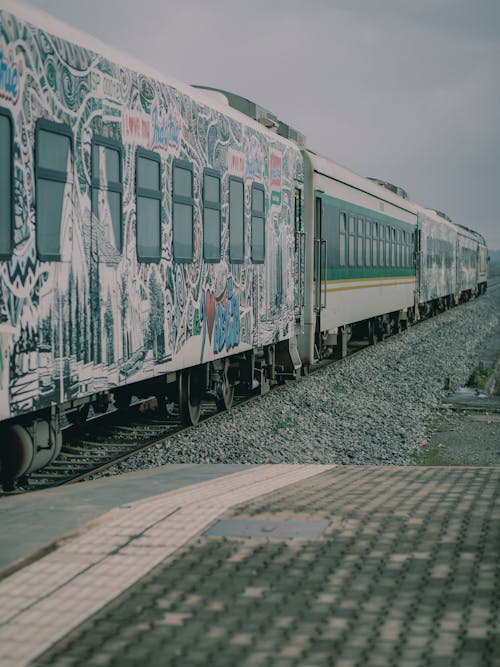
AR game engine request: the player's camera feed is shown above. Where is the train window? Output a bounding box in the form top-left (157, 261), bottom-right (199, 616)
top-left (379, 225), bottom-right (384, 267)
top-left (251, 183), bottom-right (265, 263)
top-left (172, 160), bottom-right (194, 262)
top-left (0, 109), bottom-right (13, 258)
top-left (203, 170), bottom-right (221, 262)
top-left (396, 229), bottom-right (401, 267)
top-left (229, 177), bottom-right (244, 263)
top-left (136, 149), bottom-right (161, 262)
top-left (384, 227), bottom-right (389, 267)
top-left (36, 120), bottom-right (73, 261)
top-left (365, 219), bottom-right (371, 267)
top-left (339, 211), bottom-right (346, 266)
top-left (357, 218), bottom-right (363, 267)
top-left (92, 137), bottom-right (123, 252)
top-left (372, 221), bottom-right (378, 266)
top-left (348, 215), bottom-right (355, 266)
top-left (391, 228), bottom-right (396, 267)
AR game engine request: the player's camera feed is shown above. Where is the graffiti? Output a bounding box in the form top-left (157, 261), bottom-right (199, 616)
top-left (245, 150), bottom-right (264, 179)
top-left (228, 149), bottom-right (245, 178)
top-left (201, 278), bottom-right (241, 355)
top-left (213, 278), bottom-right (240, 354)
top-left (121, 109), bottom-right (151, 145)
top-left (0, 6), bottom-right (300, 421)
top-left (270, 152), bottom-right (282, 206)
top-left (151, 104), bottom-right (181, 151)
top-left (0, 45), bottom-right (21, 103)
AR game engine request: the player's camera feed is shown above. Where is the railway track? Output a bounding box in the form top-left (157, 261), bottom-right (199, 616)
top-left (3, 344), bottom-right (362, 494)
top-left (10, 395), bottom-right (251, 493)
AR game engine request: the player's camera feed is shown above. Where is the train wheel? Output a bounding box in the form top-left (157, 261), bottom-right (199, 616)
top-left (178, 367), bottom-right (203, 426)
top-left (216, 359), bottom-right (235, 412)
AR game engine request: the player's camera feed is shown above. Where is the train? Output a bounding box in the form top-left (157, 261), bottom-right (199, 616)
top-left (0, 1), bottom-right (488, 487)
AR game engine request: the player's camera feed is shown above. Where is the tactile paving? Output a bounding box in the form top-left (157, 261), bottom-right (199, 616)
top-left (30, 466), bottom-right (499, 667)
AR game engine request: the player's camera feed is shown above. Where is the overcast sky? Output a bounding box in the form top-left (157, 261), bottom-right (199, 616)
top-left (23, 0), bottom-right (500, 249)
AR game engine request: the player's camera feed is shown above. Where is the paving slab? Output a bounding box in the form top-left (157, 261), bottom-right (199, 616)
top-left (13, 465), bottom-right (500, 667)
top-left (0, 464), bottom-right (332, 666)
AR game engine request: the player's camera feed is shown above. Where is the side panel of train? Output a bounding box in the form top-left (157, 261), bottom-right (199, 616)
top-left (316, 196), bottom-right (417, 333)
top-left (0, 8), bottom-right (302, 422)
top-left (418, 212), bottom-right (458, 303)
top-left (301, 156), bottom-right (416, 356)
top-left (417, 211), bottom-right (488, 306)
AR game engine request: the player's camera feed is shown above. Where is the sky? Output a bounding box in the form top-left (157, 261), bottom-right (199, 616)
top-left (21, 0), bottom-right (500, 249)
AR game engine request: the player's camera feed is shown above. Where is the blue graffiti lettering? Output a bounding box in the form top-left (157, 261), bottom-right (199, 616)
top-left (213, 278), bottom-right (240, 354)
top-left (152, 105), bottom-right (181, 150)
top-left (0, 51), bottom-right (19, 102)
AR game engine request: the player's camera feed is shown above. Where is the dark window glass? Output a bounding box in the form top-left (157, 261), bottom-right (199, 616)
top-left (92, 140), bottom-right (122, 251)
top-left (37, 125), bottom-right (72, 260)
top-left (372, 221), bottom-right (378, 267)
top-left (136, 151), bottom-right (161, 262)
top-left (357, 218), bottom-right (364, 267)
top-left (251, 184), bottom-right (265, 263)
top-left (339, 211), bottom-right (346, 266)
top-left (138, 155), bottom-right (160, 191)
top-left (379, 225), bottom-right (384, 267)
top-left (174, 166), bottom-right (192, 197)
top-left (365, 219), bottom-right (371, 267)
top-left (0, 112), bottom-right (12, 256)
top-left (348, 214), bottom-right (355, 266)
top-left (229, 178), bottom-right (244, 262)
top-left (173, 162), bottom-right (193, 262)
top-left (203, 171), bottom-right (220, 262)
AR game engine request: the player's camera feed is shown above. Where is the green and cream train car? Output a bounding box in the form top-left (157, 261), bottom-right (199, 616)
top-left (298, 151), bottom-right (418, 365)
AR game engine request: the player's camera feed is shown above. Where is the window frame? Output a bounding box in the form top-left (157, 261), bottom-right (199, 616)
top-left (251, 182), bottom-right (265, 264)
top-left (229, 175), bottom-right (245, 264)
top-left (91, 134), bottom-right (123, 253)
top-left (0, 107), bottom-right (14, 260)
top-left (172, 158), bottom-right (194, 263)
top-left (36, 118), bottom-right (74, 262)
top-left (203, 167), bottom-right (221, 263)
top-left (135, 147), bottom-right (162, 263)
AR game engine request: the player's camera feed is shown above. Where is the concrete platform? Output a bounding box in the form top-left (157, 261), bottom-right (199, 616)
top-left (1, 465), bottom-right (499, 667)
top-left (0, 464), bottom-right (255, 573)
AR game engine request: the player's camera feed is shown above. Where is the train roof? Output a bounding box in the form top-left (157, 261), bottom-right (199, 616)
top-left (306, 150), bottom-right (418, 216)
top-left (415, 206), bottom-right (487, 245)
top-left (0, 0), bottom-right (299, 151)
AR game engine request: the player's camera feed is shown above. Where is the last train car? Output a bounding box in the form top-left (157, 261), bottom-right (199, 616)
top-left (0, 0), bottom-right (303, 483)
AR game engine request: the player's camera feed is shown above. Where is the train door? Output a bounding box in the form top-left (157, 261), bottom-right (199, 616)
top-left (313, 195), bottom-right (326, 317)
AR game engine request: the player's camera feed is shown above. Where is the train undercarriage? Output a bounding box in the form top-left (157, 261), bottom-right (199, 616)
top-left (0, 342), bottom-right (297, 490)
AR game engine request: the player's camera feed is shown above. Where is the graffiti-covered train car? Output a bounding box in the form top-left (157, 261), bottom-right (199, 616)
top-left (0, 0), bottom-right (303, 481)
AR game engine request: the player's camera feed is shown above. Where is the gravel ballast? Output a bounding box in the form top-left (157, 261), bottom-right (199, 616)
top-left (102, 285), bottom-right (500, 474)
